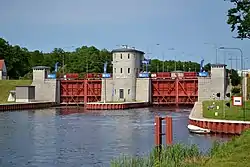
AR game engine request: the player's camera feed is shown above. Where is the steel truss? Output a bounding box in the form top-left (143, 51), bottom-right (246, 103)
top-left (152, 77), bottom-right (198, 105)
top-left (60, 80), bottom-right (101, 105)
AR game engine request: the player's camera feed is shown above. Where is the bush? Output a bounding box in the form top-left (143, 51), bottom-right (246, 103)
top-left (231, 87), bottom-right (241, 95)
top-left (230, 70), bottom-right (241, 86)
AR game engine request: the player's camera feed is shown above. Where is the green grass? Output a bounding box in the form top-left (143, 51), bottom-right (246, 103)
top-left (202, 100), bottom-right (250, 121)
top-left (111, 130), bottom-right (250, 167)
top-left (198, 130), bottom-right (250, 167)
top-left (111, 144), bottom-right (202, 167)
top-left (0, 80), bottom-right (32, 104)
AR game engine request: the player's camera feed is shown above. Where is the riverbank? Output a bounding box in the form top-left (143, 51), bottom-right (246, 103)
top-left (0, 101), bottom-right (58, 111)
top-left (189, 102), bottom-right (250, 134)
top-left (0, 80), bottom-right (32, 103)
top-left (111, 130), bottom-right (250, 167)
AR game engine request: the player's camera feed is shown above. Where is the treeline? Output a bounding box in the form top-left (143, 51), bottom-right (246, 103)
top-left (0, 37), bottom-right (209, 79)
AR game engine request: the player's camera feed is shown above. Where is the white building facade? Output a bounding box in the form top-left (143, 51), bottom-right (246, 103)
top-left (0, 59), bottom-right (7, 80)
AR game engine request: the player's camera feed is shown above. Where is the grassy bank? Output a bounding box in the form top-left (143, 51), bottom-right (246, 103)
top-left (0, 80), bottom-right (32, 104)
top-left (202, 100), bottom-right (250, 121)
top-left (111, 130), bottom-right (250, 167)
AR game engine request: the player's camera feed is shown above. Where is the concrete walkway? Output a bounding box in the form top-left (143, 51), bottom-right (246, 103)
top-left (189, 102), bottom-right (250, 124)
top-left (189, 102), bottom-right (203, 119)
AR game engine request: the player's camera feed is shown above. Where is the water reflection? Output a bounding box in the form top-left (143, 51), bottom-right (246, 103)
top-left (0, 107), bottom-right (231, 167)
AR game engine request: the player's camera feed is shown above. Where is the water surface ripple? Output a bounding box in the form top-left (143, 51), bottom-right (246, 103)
top-left (0, 107), bottom-right (230, 167)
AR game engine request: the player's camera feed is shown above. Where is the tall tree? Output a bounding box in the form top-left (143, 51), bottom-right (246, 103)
top-left (0, 37), bottom-right (214, 79)
top-left (226, 0), bottom-right (250, 39)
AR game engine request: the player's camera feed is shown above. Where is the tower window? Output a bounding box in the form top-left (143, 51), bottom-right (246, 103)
top-left (128, 68), bottom-right (130, 73)
top-left (128, 89), bottom-right (130, 95)
top-left (120, 54), bottom-right (122, 59)
top-left (120, 68), bottom-right (123, 73)
top-left (128, 54), bottom-right (130, 59)
top-left (114, 68), bottom-right (116, 73)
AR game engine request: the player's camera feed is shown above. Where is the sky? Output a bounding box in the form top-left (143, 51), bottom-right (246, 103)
top-left (0, 0), bottom-right (249, 68)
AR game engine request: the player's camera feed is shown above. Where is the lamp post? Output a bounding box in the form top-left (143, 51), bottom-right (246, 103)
top-left (168, 48), bottom-right (185, 71)
top-left (167, 48), bottom-right (176, 71)
top-left (204, 42), bottom-right (221, 64)
top-left (162, 52), bottom-right (165, 72)
top-left (218, 47), bottom-right (245, 121)
top-left (145, 46), bottom-right (152, 72)
top-left (228, 56), bottom-right (240, 73)
top-left (61, 45), bottom-right (75, 75)
top-left (156, 44), bottom-right (161, 72)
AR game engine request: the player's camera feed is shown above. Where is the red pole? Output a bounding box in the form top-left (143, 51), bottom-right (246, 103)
top-left (154, 116), bottom-right (162, 147)
top-left (165, 116), bottom-right (173, 145)
top-left (175, 76), bottom-right (179, 107)
top-left (84, 80), bottom-right (88, 104)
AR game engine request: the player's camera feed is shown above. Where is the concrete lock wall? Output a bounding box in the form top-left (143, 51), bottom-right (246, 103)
top-left (32, 67), bottom-right (60, 104)
top-left (15, 86), bottom-right (35, 102)
top-left (101, 78), bottom-right (113, 102)
top-left (198, 77), bottom-right (212, 102)
top-left (16, 87), bottom-right (29, 102)
top-left (32, 79), bottom-right (60, 103)
top-left (211, 66), bottom-right (227, 98)
top-left (198, 65), bottom-right (228, 102)
top-left (136, 78), bottom-right (151, 102)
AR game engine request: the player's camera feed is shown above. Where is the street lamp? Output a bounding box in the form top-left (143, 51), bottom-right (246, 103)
top-left (144, 44), bottom-right (159, 72)
top-left (167, 48), bottom-right (176, 71)
top-left (145, 46), bottom-right (152, 72)
top-left (244, 58), bottom-right (248, 70)
top-left (168, 48), bottom-right (185, 71)
top-left (155, 44), bottom-right (167, 72)
top-left (219, 47), bottom-right (243, 76)
top-left (156, 44), bottom-right (161, 72)
top-left (61, 45), bottom-right (75, 75)
top-left (204, 42), bottom-right (221, 64)
top-left (218, 46), bottom-right (245, 120)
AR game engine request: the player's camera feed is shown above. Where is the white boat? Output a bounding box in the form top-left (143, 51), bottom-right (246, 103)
top-left (187, 124), bottom-right (211, 134)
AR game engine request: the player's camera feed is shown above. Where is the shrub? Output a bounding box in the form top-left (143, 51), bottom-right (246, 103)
top-left (231, 87), bottom-right (241, 95)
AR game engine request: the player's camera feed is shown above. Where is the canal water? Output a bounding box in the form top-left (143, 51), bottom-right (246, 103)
top-left (0, 107), bottom-right (230, 167)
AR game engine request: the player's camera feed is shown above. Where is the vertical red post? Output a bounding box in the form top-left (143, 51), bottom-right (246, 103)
top-left (175, 76), bottom-right (179, 107)
top-left (165, 116), bottom-right (173, 145)
top-left (154, 116), bottom-right (162, 147)
top-left (84, 80), bottom-right (88, 104)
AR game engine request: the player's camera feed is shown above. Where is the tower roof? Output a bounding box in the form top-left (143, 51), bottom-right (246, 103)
top-left (111, 48), bottom-right (144, 54)
top-left (211, 64), bottom-right (227, 68)
top-left (32, 66), bottom-right (50, 70)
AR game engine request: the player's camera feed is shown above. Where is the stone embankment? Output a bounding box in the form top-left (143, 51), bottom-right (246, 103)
top-left (0, 101), bottom-right (57, 112)
top-left (189, 102), bottom-right (250, 134)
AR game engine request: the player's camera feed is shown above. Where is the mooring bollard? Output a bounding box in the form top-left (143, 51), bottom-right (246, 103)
top-left (154, 116), bottom-right (162, 146)
top-left (154, 116), bottom-right (173, 147)
top-left (165, 116), bottom-right (173, 145)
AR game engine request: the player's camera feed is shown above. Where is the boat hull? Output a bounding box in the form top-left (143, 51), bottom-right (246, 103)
top-left (187, 124), bottom-right (210, 134)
